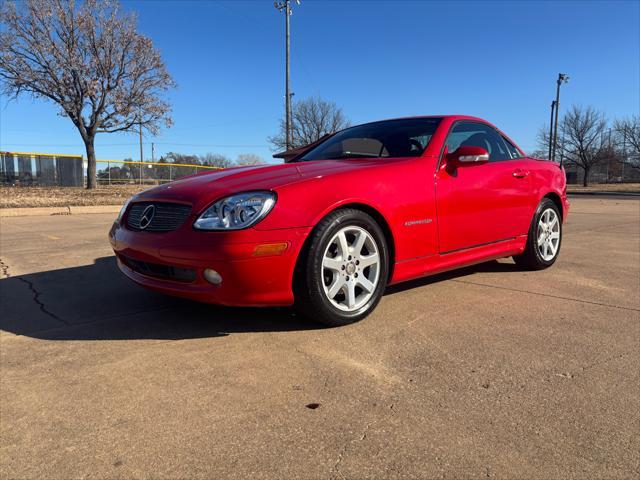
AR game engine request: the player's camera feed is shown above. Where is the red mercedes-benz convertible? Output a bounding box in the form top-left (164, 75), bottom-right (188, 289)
top-left (109, 115), bottom-right (568, 325)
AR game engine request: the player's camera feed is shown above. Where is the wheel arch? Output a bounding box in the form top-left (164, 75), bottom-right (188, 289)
top-left (292, 202), bottom-right (396, 295)
top-left (341, 203), bottom-right (396, 279)
top-left (542, 191), bottom-right (564, 220)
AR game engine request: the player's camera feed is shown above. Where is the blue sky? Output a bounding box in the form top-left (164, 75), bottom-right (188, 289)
top-left (1, 0), bottom-right (639, 165)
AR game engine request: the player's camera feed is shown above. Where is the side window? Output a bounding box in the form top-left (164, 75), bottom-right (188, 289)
top-left (502, 136), bottom-right (523, 159)
top-left (445, 122), bottom-right (511, 162)
top-left (411, 134), bottom-right (434, 151)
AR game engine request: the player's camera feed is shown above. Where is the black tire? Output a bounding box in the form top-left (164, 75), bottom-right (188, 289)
top-left (295, 208), bottom-right (389, 327)
top-left (513, 198), bottom-right (562, 270)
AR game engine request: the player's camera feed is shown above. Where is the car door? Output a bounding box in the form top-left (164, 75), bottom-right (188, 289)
top-left (434, 121), bottom-right (533, 253)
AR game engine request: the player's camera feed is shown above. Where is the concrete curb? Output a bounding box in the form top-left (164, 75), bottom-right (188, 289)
top-left (567, 191), bottom-right (640, 197)
top-left (70, 205), bottom-right (122, 215)
top-left (0, 205), bottom-right (121, 217)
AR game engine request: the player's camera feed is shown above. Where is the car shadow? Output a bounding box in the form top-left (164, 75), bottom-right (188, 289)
top-left (384, 258), bottom-right (525, 296)
top-left (0, 255), bottom-right (525, 341)
top-left (0, 256), bottom-right (320, 341)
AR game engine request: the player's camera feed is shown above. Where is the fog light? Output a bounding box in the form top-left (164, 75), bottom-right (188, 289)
top-left (204, 268), bottom-right (222, 285)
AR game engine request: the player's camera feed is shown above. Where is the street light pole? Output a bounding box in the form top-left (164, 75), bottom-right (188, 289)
top-left (275, 0), bottom-right (300, 151)
top-left (551, 73), bottom-right (569, 162)
top-left (548, 100), bottom-right (556, 160)
top-left (288, 91), bottom-right (295, 146)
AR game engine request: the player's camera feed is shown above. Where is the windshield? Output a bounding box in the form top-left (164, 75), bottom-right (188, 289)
top-left (299, 117), bottom-right (442, 161)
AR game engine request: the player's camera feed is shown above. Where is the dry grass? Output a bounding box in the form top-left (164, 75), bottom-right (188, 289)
top-left (0, 185), bottom-right (150, 208)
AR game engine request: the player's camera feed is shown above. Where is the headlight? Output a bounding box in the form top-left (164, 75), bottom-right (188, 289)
top-left (193, 191), bottom-right (276, 231)
top-left (117, 197), bottom-right (132, 223)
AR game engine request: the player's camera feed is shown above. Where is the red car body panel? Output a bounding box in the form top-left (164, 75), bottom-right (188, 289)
top-left (110, 115), bottom-right (569, 306)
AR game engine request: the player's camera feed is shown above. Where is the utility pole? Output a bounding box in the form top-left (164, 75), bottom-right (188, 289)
top-left (151, 142), bottom-right (156, 184)
top-left (548, 100), bottom-right (556, 160)
top-left (551, 73), bottom-right (569, 162)
top-left (138, 120), bottom-right (143, 185)
top-left (623, 132), bottom-right (628, 181)
top-left (285, 2), bottom-right (291, 151)
top-left (275, 0), bottom-right (300, 151)
top-left (607, 128), bottom-right (613, 182)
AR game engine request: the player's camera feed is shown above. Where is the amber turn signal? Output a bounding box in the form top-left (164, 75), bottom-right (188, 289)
top-left (253, 242), bottom-right (288, 257)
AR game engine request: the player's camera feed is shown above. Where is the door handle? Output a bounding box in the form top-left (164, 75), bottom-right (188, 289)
top-left (513, 169), bottom-right (529, 178)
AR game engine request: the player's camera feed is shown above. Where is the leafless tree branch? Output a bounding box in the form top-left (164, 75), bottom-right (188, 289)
top-left (614, 115), bottom-right (640, 170)
top-left (0, 0), bottom-right (175, 188)
top-left (268, 96), bottom-right (350, 151)
top-left (559, 105), bottom-right (608, 186)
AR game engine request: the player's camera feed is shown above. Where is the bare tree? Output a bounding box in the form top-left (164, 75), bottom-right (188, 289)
top-left (164, 152), bottom-right (199, 165)
top-left (0, 0), bottom-right (175, 188)
top-left (559, 105), bottom-right (607, 186)
top-left (199, 153), bottom-right (233, 169)
top-left (614, 115), bottom-right (640, 170)
top-left (535, 125), bottom-right (552, 159)
top-left (236, 153), bottom-right (264, 166)
top-left (268, 96), bottom-right (350, 151)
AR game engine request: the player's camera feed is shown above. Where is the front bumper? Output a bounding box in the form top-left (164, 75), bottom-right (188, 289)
top-left (109, 221), bottom-right (311, 307)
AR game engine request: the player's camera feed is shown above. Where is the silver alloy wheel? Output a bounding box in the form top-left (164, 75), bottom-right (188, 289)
top-left (537, 208), bottom-right (560, 261)
top-left (321, 226), bottom-right (380, 312)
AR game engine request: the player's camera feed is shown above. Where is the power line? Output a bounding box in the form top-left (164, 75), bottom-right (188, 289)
top-left (215, 1), bottom-right (319, 95)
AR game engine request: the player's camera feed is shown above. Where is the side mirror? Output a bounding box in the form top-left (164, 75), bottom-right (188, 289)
top-left (447, 146), bottom-right (489, 166)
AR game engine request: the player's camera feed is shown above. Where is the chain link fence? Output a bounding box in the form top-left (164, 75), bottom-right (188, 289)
top-left (96, 160), bottom-right (222, 185)
top-left (1, 152), bottom-right (83, 186)
top-left (563, 160), bottom-right (640, 185)
top-left (4, 151), bottom-right (638, 188)
top-left (1, 152), bottom-right (223, 187)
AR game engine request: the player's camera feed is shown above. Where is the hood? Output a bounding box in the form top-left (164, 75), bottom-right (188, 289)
top-left (134, 159), bottom-right (401, 213)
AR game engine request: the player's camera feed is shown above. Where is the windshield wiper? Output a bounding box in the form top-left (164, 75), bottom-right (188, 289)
top-left (298, 152), bottom-right (381, 162)
top-left (330, 152), bottom-right (379, 160)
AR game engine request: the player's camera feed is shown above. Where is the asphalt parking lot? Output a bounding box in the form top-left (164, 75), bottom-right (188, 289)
top-left (1, 196), bottom-right (639, 479)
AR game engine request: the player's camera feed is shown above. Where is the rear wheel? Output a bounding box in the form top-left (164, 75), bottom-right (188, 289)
top-left (295, 209), bottom-right (389, 326)
top-left (513, 198), bottom-right (562, 270)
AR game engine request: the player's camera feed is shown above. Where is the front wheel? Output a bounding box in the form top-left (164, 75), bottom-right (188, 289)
top-left (513, 198), bottom-right (562, 270)
top-left (295, 209), bottom-right (389, 326)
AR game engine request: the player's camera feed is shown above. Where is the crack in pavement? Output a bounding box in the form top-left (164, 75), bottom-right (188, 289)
top-left (330, 424), bottom-right (373, 480)
top-left (580, 352), bottom-right (632, 374)
top-left (329, 404), bottom-right (397, 480)
top-left (1, 257), bottom-right (68, 325)
top-left (552, 352), bottom-right (635, 382)
top-left (451, 279), bottom-right (640, 312)
top-left (330, 440), bottom-right (349, 480)
top-left (15, 277), bottom-right (69, 326)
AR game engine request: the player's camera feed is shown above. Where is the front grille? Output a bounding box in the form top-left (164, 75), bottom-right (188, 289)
top-left (120, 255), bottom-right (197, 283)
top-left (127, 202), bottom-right (192, 232)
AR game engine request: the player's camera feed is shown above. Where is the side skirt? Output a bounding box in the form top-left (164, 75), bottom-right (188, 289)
top-left (388, 235), bottom-right (528, 285)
